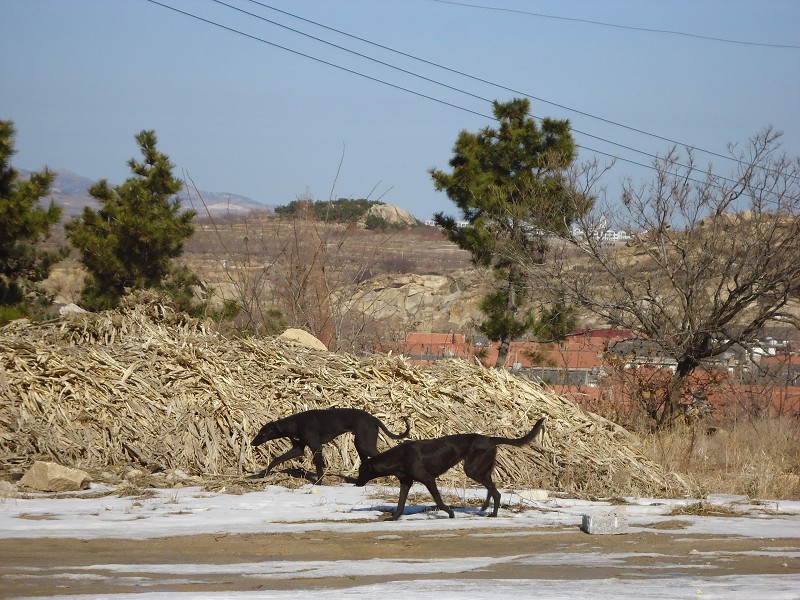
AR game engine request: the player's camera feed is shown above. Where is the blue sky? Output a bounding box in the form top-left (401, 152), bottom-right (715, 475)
top-left (2, 0), bottom-right (798, 220)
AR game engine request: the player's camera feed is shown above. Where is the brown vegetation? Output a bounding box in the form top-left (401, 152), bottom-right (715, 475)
top-left (0, 294), bottom-right (688, 499)
top-left (27, 210), bottom-right (800, 500)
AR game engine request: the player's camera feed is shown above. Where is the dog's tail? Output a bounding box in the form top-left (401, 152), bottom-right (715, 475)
top-left (378, 416), bottom-right (411, 440)
top-left (490, 417), bottom-right (545, 447)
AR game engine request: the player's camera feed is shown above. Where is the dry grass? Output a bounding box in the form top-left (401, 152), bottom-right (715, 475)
top-left (665, 502), bottom-right (745, 517)
top-left (640, 419), bottom-right (800, 499)
top-left (185, 216), bottom-right (473, 278)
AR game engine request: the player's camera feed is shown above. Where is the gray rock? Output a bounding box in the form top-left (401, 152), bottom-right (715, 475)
top-left (0, 480), bottom-right (18, 498)
top-left (58, 303), bottom-right (87, 315)
top-left (18, 461), bottom-right (90, 492)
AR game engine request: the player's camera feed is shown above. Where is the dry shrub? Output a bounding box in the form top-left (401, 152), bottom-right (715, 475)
top-left (640, 418), bottom-right (800, 499)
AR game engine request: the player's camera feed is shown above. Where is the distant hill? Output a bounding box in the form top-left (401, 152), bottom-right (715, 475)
top-left (179, 185), bottom-right (274, 219)
top-left (20, 168), bottom-right (273, 218)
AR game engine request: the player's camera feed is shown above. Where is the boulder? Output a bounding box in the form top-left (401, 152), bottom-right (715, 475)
top-left (18, 461), bottom-right (90, 492)
top-left (58, 303), bottom-right (87, 316)
top-left (279, 328), bottom-right (328, 351)
top-left (517, 489), bottom-right (550, 502)
top-left (364, 203), bottom-right (417, 227)
top-left (341, 269), bottom-right (487, 330)
top-left (0, 480), bottom-right (17, 498)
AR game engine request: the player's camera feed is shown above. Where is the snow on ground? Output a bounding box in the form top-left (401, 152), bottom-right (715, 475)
top-left (10, 577), bottom-right (800, 600)
top-left (2, 483), bottom-right (799, 539)
top-left (2, 483), bottom-right (800, 599)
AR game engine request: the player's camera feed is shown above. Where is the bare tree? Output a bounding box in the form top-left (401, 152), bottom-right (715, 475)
top-left (184, 179), bottom-right (284, 335)
top-left (527, 127), bottom-right (800, 427)
top-left (267, 199), bottom-right (414, 353)
top-left (191, 186), bottom-right (417, 352)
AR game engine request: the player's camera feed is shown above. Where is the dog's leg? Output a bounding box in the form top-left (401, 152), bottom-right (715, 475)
top-left (247, 468), bottom-right (268, 480)
top-left (465, 450), bottom-right (501, 516)
top-left (480, 490), bottom-right (492, 512)
top-left (478, 486), bottom-right (501, 516)
top-left (266, 443), bottom-right (306, 474)
top-left (421, 479), bottom-right (455, 518)
top-left (391, 479), bottom-right (413, 520)
top-left (310, 447), bottom-right (326, 483)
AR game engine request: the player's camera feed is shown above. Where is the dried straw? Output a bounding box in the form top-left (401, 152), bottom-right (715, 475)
top-left (0, 297), bottom-right (690, 497)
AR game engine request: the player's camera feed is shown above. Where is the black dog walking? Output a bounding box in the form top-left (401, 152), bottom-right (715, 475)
top-left (356, 417), bottom-right (545, 520)
top-left (251, 408), bottom-right (411, 481)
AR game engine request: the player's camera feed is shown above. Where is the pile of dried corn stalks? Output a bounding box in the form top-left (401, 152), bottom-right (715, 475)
top-left (0, 297), bottom-right (691, 497)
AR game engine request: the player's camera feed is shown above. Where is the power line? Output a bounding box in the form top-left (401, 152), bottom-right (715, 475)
top-left (220, 0), bottom-right (774, 188)
top-left (144, 0), bottom-right (656, 172)
top-left (243, 0), bottom-right (753, 173)
top-left (209, 0), bottom-right (684, 173)
top-left (142, 0), bottom-right (494, 121)
top-left (141, 0), bottom-right (780, 194)
top-left (431, 0), bottom-right (800, 50)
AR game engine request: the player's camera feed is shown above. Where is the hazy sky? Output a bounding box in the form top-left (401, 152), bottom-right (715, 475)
top-left (2, 0), bottom-right (798, 220)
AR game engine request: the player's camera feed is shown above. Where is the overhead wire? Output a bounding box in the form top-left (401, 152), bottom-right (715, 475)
top-left (245, 0), bottom-right (745, 169)
top-left (246, 0), bottom-right (799, 188)
top-left (143, 0), bottom-right (792, 194)
top-left (142, 0), bottom-right (495, 122)
top-left (430, 0), bottom-right (800, 50)
top-left (207, 0), bottom-right (686, 176)
top-left (141, 0), bottom-right (697, 180)
top-left (232, 0), bottom-right (796, 187)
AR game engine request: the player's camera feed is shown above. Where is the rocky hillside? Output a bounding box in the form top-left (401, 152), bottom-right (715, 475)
top-left (339, 269), bottom-right (489, 331)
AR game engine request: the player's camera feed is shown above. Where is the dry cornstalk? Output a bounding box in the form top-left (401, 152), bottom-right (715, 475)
top-left (0, 297), bottom-right (691, 497)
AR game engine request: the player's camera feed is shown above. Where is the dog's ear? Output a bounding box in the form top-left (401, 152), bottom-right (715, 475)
top-left (259, 422), bottom-right (284, 442)
top-left (251, 421), bottom-right (277, 446)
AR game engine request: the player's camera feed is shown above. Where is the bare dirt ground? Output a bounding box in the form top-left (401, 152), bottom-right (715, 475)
top-left (2, 524), bottom-right (798, 597)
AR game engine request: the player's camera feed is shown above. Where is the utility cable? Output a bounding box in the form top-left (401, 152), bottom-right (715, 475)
top-left (431, 0), bottom-right (800, 50)
top-left (247, 0), bottom-right (777, 172)
top-left (210, 0), bottom-right (687, 174)
top-left (143, 0), bottom-right (494, 122)
top-left (143, 0), bottom-right (789, 195)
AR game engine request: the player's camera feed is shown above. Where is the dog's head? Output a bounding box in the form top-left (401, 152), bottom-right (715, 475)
top-left (251, 422), bottom-right (282, 446)
top-left (354, 460), bottom-right (377, 487)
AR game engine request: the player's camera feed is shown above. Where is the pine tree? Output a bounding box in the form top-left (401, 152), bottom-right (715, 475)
top-left (66, 130), bottom-right (196, 310)
top-left (430, 98), bottom-right (589, 367)
top-left (0, 121), bottom-right (65, 324)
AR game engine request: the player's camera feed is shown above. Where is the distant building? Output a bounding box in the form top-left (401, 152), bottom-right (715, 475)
top-left (396, 327), bottom-right (800, 418)
top-left (424, 219), bottom-right (469, 228)
top-left (571, 225), bottom-right (633, 244)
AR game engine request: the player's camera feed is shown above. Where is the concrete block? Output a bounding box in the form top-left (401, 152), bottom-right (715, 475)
top-left (580, 507), bottom-right (629, 534)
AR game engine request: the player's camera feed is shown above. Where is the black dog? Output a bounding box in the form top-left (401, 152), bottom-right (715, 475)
top-left (251, 408), bottom-right (411, 481)
top-left (355, 417), bottom-right (545, 520)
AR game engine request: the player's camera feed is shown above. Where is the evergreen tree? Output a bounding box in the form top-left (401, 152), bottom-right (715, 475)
top-left (430, 98), bottom-right (588, 367)
top-left (66, 130), bottom-right (196, 310)
top-left (0, 121), bottom-right (66, 324)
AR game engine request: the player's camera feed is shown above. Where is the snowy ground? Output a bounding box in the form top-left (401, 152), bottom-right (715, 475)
top-left (2, 482), bottom-right (800, 599)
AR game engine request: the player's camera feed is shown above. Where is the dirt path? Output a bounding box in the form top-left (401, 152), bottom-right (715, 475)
top-left (2, 525), bottom-right (798, 597)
